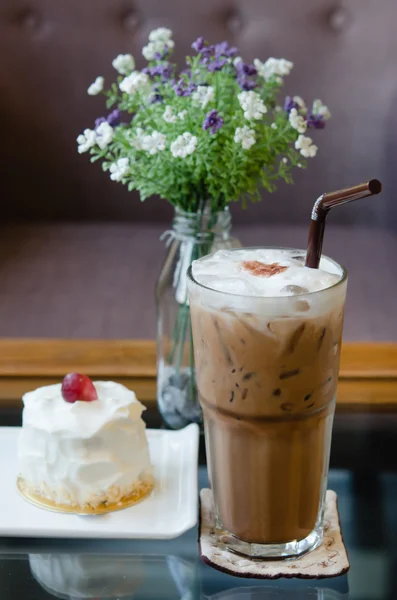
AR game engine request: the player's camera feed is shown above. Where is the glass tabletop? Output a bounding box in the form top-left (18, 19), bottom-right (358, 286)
top-left (1, 406), bottom-right (397, 600)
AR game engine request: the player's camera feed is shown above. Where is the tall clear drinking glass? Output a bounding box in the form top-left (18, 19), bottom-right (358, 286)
top-left (187, 248), bottom-right (347, 558)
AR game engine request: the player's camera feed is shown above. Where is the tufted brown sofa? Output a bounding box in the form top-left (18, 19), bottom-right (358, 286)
top-left (1, 0), bottom-right (397, 340)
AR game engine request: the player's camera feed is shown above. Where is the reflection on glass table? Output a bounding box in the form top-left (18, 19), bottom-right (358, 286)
top-left (0, 551), bottom-right (349, 600)
top-left (0, 410), bottom-right (397, 599)
top-left (28, 553), bottom-right (198, 599)
top-left (205, 589), bottom-right (348, 599)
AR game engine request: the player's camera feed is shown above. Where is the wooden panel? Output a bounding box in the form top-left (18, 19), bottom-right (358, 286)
top-left (337, 379), bottom-right (397, 412)
top-left (0, 339), bottom-right (397, 411)
top-left (1, 339), bottom-right (397, 378)
top-left (0, 339), bottom-right (157, 377)
top-left (340, 343), bottom-right (397, 378)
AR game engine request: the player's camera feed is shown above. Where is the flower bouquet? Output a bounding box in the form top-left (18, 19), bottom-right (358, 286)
top-left (78, 28), bottom-right (330, 428)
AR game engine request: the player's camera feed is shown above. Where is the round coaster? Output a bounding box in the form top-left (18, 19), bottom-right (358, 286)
top-left (17, 477), bottom-right (154, 515)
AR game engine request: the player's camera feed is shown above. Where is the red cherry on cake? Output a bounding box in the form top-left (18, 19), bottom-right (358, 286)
top-left (61, 373), bottom-right (98, 403)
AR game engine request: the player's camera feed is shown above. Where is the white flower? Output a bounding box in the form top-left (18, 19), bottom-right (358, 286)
top-left (77, 129), bottom-right (96, 153)
top-left (149, 27), bottom-right (173, 43)
top-left (177, 110), bottom-right (187, 120)
top-left (87, 76), bottom-right (104, 96)
top-left (142, 37), bottom-right (174, 61)
top-left (312, 99), bottom-right (331, 120)
top-left (130, 127), bottom-right (144, 150)
top-left (271, 123), bottom-right (277, 130)
top-left (170, 132), bottom-right (198, 158)
top-left (253, 59), bottom-right (263, 74)
top-left (142, 41), bottom-right (163, 61)
top-left (141, 131), bottom-right (166, 155)
top-left (112, 54), bottom-right (135, 75)
top-left (295, 134), bottom-right (318, 158)
top-left (233, 56), bottom-right (243, 67)
top-left (109, 158), bottom-right (129, 182)
top-left (96, 122), bottom-right (114, 149)
top-left (234, 126), bottom-right (256, 150)
top-left (254, 57), bottom-right (293, 82)
top-left (282, 157), bottom-right (288, 164)
top-left (238, 91), bottom-right (267, 120)
top-left (119, 71), bottom-right (150, 95)
top-left (297, 162), bottom-right (303, 168)
top-left (144, 27), bottom-right (174, 62)
top-left (293, 96), bottom-right (306, 110)
top-left (192, 85), bottom-right (215, 109)
top-left (289, 108), bottom-right (307, 134)
top-left (163, 105), bottom-right (177, 123)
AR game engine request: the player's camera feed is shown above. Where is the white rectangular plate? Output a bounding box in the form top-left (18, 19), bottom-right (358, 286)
top-left (0, 424), bottom-right (199, 539)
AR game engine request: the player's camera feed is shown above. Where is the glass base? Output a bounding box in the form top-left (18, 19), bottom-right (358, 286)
top-left (215, 525), bottom-right (324, 559)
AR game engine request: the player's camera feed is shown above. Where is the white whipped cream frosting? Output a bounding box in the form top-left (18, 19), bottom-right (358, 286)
top-left (192, 249), bottom-right (342, 297)
top-left (18, 381), bottom-right (153, 507)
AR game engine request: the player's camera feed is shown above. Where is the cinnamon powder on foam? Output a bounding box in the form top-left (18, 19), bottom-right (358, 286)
top-left (241, 261), bottom-right (288, 278)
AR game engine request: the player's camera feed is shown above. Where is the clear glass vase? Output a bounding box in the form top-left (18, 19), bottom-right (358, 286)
top-left (156, 205), bottom-right (240, 429)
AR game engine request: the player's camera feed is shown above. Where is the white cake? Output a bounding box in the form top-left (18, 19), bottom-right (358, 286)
top-left (18, 381), bottom-right (154, 509)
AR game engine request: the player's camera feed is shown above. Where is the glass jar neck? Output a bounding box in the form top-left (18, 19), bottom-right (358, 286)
top-left (172, 206), bottom-right (232, 242)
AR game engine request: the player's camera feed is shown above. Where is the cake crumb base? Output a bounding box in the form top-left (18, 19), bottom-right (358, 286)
top-left (17, 477), bottom-right (154, 515)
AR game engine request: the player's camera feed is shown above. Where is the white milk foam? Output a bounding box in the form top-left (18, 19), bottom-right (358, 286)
top-left (192, 249), bottom-right (341, 298)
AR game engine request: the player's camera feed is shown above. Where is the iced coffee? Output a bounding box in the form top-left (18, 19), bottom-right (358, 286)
top-left (188, 248), bottom-right (347, 558)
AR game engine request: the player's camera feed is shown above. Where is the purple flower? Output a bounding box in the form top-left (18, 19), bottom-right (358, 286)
top-left (284, 96), bottom-right (299, 113)
top-left (143, 63), bottom-right (173, 82)
top-left (306, 113), bottom-right (326, 129)
top-left (214, 41), bottom-right (238, 58)
top-left (173, 82), bottom-right (184, 96)
top-left (180, 67), bottom-right (193, 79)
top-left (184, 82), bottom-right (197, 95)
top-left (95, 110), bottom-right (120, 130)
top-left (192, 37), bottom-right (238, 60)
top-left (202, 109), bottom-right (224, 134)
top-left (199, 45), bottom-right (215, 64)
top-left (207, 58), bottom-right (228, 72)
top-left (174, 79), bottom-right (197, 97)
top-left (237, 76), bottom-right (257, 91)
top-left (192, 36), bottom-right (206, 53)
top-left (94, 116), bottom-right (106, 129)
top-left (149, 92), bottom-right (164, 104)
top-left (154, 45), bottom-right (170, 60)
top-left (107, 109), bottom-right (120, 127)
top-left (235, 62), bottom-right (257, 77)
top-left (235, 62), bottom-right (257, 90)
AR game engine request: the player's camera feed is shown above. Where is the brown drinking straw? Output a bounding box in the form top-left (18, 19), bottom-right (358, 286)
top-left (305, 179), bottom-right (382, 269)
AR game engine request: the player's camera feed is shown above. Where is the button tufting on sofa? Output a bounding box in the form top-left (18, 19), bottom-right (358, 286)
top-left (328, 6), bottom-right (350, 31)
top-left (225, 10), bottom-right (243, 35)
top-left (17, 8), bottom-right (43, 34)
top-left (121, 9), bottom-right (140, 33)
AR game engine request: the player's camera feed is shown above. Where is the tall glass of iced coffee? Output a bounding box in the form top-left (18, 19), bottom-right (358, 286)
top-left (188, 248), bottom-right (347, 558)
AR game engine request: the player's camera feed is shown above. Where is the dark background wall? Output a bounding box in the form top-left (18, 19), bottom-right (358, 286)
top-left (0, 0), bottom-right (396, 225)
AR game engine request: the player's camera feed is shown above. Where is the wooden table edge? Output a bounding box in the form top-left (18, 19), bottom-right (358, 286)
top-left (0, 339), bottom-right (396, 410)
